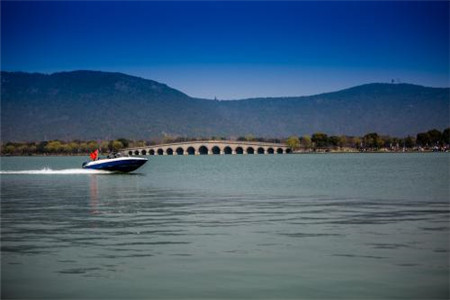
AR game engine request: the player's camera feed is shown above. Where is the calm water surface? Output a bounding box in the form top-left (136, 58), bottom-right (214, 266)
top-left (1, 154), bottom-right (449, 299)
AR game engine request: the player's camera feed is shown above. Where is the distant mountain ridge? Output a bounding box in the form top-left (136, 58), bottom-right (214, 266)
top-left (1, 70), bottom-right (449, 141)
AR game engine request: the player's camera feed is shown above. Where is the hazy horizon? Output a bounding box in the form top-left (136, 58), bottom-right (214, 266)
top-left (2, 69), bottom-right (449, 101)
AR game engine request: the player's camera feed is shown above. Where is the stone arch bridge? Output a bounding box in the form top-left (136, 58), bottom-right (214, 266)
top-left (122, 140), bottom-right (291, 156)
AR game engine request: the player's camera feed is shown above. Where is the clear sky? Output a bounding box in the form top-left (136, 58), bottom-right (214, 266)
top-left (1, 1), bottom-right (449, 99)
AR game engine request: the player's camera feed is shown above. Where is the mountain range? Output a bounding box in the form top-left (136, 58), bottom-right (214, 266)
top-left (1, 70), bottom-right (449, 142)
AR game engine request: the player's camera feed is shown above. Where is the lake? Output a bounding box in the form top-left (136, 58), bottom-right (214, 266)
top-left (1, 153), bottom-right (449, 299)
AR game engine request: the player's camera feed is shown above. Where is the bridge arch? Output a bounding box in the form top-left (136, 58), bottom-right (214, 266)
top-left (267, 148), bottom-right (274, 154)
top-left (128, 150), bottom-right (133, 156)
top-left (149, 149), bottom-right (155, 155)
top-left (224, 146), bottom-right (232, 155)
top-left (235, 147), bottom-right (244, 154)
top-left (187, 146), bottom-right (195, 155)
top-left (134, 150), bottom-right (140, 155)
top-left (247, 147), bottom-right (255, 154)
top-left (157, 149), bottom-right (164, 155)
top-left (166, 148), bottom-right (174, 155)
top-left (277, 148), bottom-right (283, 154)
top-left (176, 147), bottom-right (184, 155)
top-left (212, 146), bottom-right (221, 155)
top-left (141, 149), bottom-right (147, 155)
top-left (199, 146), bottom-right (208, 155)
top-left (257, 147), bottom-right (265, 154)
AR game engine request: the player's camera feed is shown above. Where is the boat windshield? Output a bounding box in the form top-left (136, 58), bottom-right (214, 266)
top-left (107, 152), bottom-right (122, 159)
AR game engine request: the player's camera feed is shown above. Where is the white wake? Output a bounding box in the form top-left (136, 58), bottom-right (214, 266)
top-left (0, 168), bottom-right (112, 175)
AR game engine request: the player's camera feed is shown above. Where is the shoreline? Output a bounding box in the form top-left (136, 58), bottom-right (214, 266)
top-left (1, 150), bottom-right (447, 157)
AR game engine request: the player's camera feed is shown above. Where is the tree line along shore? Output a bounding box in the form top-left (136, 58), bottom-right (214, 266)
top-left (1, 128), bottom-right (449, 156)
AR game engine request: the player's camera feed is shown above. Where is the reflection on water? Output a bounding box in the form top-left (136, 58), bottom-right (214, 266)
top-left (1, 154), bottom-right (449, 299)
top-left (90, 175), bottom-right (99, 215)
top-left (0, 168), bottom-right (111, 175)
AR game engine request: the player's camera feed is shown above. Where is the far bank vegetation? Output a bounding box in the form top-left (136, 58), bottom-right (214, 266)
top-left (1, 128), bottom-right (449, 156)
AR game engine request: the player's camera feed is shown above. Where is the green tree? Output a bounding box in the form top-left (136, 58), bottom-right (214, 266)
top-left (23, 143), bottom-right (37, 155)
top-left (108, 140), bottom-right (124, 152)
top-left (363, 133), bottom-right (383, 149)
top-left (45, 140), bottom-right (63, 153)
top-left (60, 143), bottom-right (70, 154)
top-left (427, 129), bottom-right (442, 146)
top-left (117, 138), bottom-right (130, 148)
top-left (391, 137), bottom-right (401, 149)
top-left (245, 135), bottom-right (256, 142)
top-left (36, 141), bottom-right (48, 154)
top-left (87, 141), bottom-right (99, 152)
top-left (338, 136), bottom-right (347, 148)
top-left (328, 136), bottom-right (340, 148)
top-left (286, 136), bottom-right (300, 151)
top-left (300, 135), bottom-right (312, 149)
top-left (442, 128), bottom-right (450, 145)
top-left (2, 144), bottom-right (17, 155)
top-left (67, 142), bottom-right (80, 154)
top-left (78, 142), bottom-right (88, 153)
top-left (351, 137), bottom-right (362, 149)
top-left (404, 136), bottom-right (415, 148)
top-left (311, 132), bottom-right (328, 148)
top-left (134, 140), bottom-right (146, 147)
top-left (99, 141), bottom-right (109, 153)
top-left (382, 136), bottom-right (393, 148)
top-left (416, 132), bottom-right (430, 147)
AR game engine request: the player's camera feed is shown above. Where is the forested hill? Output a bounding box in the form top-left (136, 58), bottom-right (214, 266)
top-left (1, 70), bottom-right (449, 141)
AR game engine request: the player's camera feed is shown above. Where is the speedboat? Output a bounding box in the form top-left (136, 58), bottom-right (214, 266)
top-left (82, 152), bottom-right (147, 173)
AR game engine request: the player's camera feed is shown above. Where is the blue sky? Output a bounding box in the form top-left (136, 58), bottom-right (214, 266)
top-left (1, 1), bottom-right (449, 99)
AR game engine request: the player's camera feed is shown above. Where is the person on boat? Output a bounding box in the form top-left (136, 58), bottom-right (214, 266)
top-left (90, 149), bottom-right (99, 161)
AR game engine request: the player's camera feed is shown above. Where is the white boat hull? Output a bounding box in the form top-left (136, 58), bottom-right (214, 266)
top-left (82, 157), bottom-right (147, 173)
